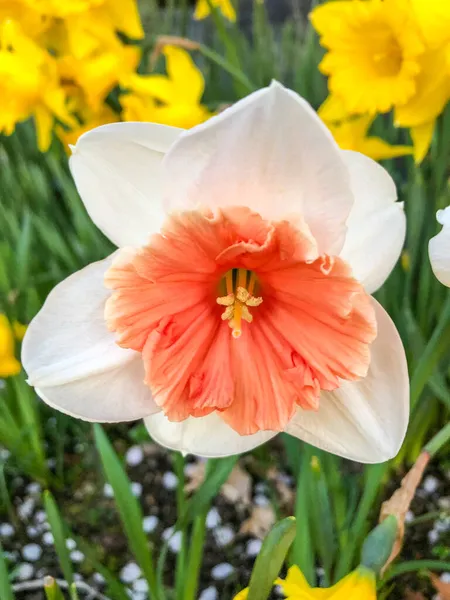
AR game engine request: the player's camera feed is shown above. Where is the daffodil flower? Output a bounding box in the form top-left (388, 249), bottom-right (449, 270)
top-left (23, 82), bottom-right (409, 462)
top-left (194, 0), bottom-right (236, 22)
top-left (0, 315), bottom-right (25, 378)
top-left (429, 206), bottom-right (450, 287)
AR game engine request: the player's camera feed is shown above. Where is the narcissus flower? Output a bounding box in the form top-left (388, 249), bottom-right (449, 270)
top-left (194, 0), bottom-right (236, 22)
top-left (310, 0), bottom-right (424, 114)
top-left (429, 206), bottom-right (450, 287)
top-left (0, 315), bottom-right (25, 378)
top-left (276, 565), bottom-right (376, 599)
top-left (22, 83), bottom-right (409, 461)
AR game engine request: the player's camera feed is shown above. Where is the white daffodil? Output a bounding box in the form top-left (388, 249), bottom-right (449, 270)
top-left (429, 206), bottom-right (450, 287)
top-left (22, 82), bottom-right (409, 462)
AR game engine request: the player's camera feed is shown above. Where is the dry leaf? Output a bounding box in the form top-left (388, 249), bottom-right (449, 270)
top-left (267, 467), bottom-right (294, 509)
top-left (240, 506), bottom-right (276, 539)
top-left (379, 451), bottom-right (430, 573)
top-left (150, 35), bottom-right (200, 69)
top-left (431, 574), bottom-right (450, 600)
top-left (184, 461), bottom-right (252, 506)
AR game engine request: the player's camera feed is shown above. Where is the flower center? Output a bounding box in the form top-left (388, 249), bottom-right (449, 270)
top-left (367, 29), bottom-right (403, 77)
top-left (216, 268), bottom-right (263, 339)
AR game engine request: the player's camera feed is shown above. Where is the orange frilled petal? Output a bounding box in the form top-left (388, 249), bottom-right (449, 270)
top-left (104, 206), bottom-right (377, 435)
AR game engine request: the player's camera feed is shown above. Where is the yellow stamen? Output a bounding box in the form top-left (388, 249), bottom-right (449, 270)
top-left (216, 269), bottom-right (263, 339)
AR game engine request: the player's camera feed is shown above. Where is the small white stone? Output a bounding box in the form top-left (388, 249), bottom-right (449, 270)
top-left (0, 523), bottom-right (14, 537)
top-left (18, 498), bottom-right (35, 521)
top-left (66, 538), bottom-right (76, 550)
top-left (133, 579), bottom-right (149, 593)
top-left (441, 572), bottom-right (450, 584)
top-left (16, 563), bottom-right (34, 581)
top-left (131, 482), bottom-right (142, 497)
top-left (70, 550), bottom-right (85, 563)
top-left (26, 483), bottom-right (41, 495)
top-left (103, 483), bottom-right (114, 498)
top-left (435, 517), bottom-right (450, 533)
top-left (211, 563), bottom-right (234, 580)
top-left (162, 526), bottom-right (174, 541)
top-left (199, 586), bottom-right (218, 600)
top-left (423, 476), bottom-right (439, 494)
top-left (74, 573), bottom-right (82, 581)
top-left (0, 448), bottom-right (10, 460)
top-left (143, 515), bottom-right (158, 533)
top-left (253, 494), bottom-right (270, 507)
top-left (27, 526), bottom-right (38, 538)
top-left (131, 593), bottom-right (147, 600)
top-left (126, 446), bottom-right (144, 467)
top-left (162, 472), bottom-right (178, 490)
top-left (168, 530), bottom-right (182, 553)
top-left (246, 538), bottom-right (263, 557)
top-left (34, 510), bottom-right (47, 524)
top-left (93, 572), bottom-right (105, 584)
top-left (213, 526), bottom-right (235, 547)
top-left (42, 532), bottom-right (54, 545)
top-left (47, 458), bottom-right (56, 468)
top-left (405, 510), bottom-right (414, 523)
top-left (206, 508), bottom-right (221, 529)
top-left (22, 543), bottom-right (42, 562)
top-left (428, 529), bottom-right (439, 544)
top-left (120, 562), bottom-right (141, 583)
top-left (254, 483), bottom-right (267, 494)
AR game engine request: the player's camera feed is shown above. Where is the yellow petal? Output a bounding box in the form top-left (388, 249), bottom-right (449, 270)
top-left (13, 322), bottom-right (28, 341)
top-left (327, 566), bottom-right (376, 599)
top-left (411, 0), bottom-right (450, 47)
top-left (34, 105), bottom-right (53, 152)
top-left (359, 138), bottom-right (413, 161)
top-left (318, 94), bottom-right (349, 123)
top-left (410, 120), bottom-right (435, 164)
top-left (105, 0), bottom-right (144, 39)
top-left (0, 315), bottom-right (21, 377)
top-left (194, 0), bottom-right (236, 21)
top-left (0, 357), bottom-right (21, 377)
top-left (126, 74), bottom-right (175, 104)
top-left (163, 46), bottom-right (205, 105)
top-left (233, 589), bottom-right (248, 600)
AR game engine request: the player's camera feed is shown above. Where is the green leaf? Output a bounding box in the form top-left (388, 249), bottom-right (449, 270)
top-left (93, 425), bottom-right (158, 597)
top-left (246, 517), bottom-right (297, 600)
top-left (0, 542), bottom-right (15, 600)
top-left (43, 491), bottom-right (74, 586)
top-left (44, 576), bottom-right (66, 600)
top-left (361, 516), bottom-right (398, 575)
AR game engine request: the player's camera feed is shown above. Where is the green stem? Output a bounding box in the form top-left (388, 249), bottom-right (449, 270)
top-left (410, 294), bottom-right (450, 409)
top-left (424, 421), bottom-right (450, 458)
top-left (381, 560), bottom-right (450, 585)
top-left (198, 43), bottom-right (256, 94)
top-left (173, 453), bottom-right (187, 600)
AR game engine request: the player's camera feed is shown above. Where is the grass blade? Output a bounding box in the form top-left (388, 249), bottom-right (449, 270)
top-left (0, 542), bottom-right (14, 600)
top-left (43, 490), bottom-right (74, 586)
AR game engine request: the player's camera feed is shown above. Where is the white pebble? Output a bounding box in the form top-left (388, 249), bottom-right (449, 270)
top-left (93, 572), bottom-right (105, 584)
top-left (246, 538), bottom-right (263, 557)
top-left (22, 543), bottom-right (42, 562)
top-left (27, 526), bottom-right (38, 538)
top-left (18, 498), bottom-right (35, 521)
top-left (42, 532), bottom-right (54, 545)
top-left (131, 482), bottom-right (142, 497)
top-left (0, 448), bottom-right (10, 460)
top-left (199, 586), bottom-right (218, 600)
top-left (66, 538), bottom-right (76, 550)
top-left (423, 475), bottom-right (439, 494)
top-left (428, 529), bottom-right (439, 544)
top-left (213, 526), bottom-right (235, 547)
top-left (126, 446), bottom-right (144, 467)
top-left (405, 510), bottom-right (414, 523)
top-left (441, 572), bottom-right (450, 584)
top-left (0, 523), bottom-right (14, 537)
top-left (120, 562), bottom-right (141, 583)
top-left (436, 517), bottom-right (450, 533)
top-left (26, 483), bottom-right (41, 495)
top-left (143, 515), bottom-right (158, 533)
top-left (133, 579), bottom-right (149, 593)
top-left (168, 530), bottom-right (182, 553)
top-left (131, 594), bottom-right (147, 600)
top-left (74, 573), bottom-right (82, 581)
top-left (162, 526), bottom-right (174, 541)
top-left (206, 508), bottom-right (221, 529)
top-left (254, 483), bottom-right (267, 494)
top-left (162, 472), bottom-right (178, 490)
top-left (34, 510), bottom-right (47, 524)
top-left (103, 483), bottom-right (114, 498)
top-left (70, 550), bottom-right (85, 563)
top-left (16, 563), bottom-right (34, 581)
top-left (254, 494), bottom-right (270, 507)
top-left (211, 563), bottom-right (234, 580)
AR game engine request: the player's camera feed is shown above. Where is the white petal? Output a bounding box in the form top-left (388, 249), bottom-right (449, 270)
top-left (145, 412), bottom-right (277, 458)
top-left (22, 256), bottom-right (158, 422)
top-left (429, 206), bottom-right (450, 287)
top-left (162, 81), bottom-right (353, 255)
top-left (340, 151), bottom-right (406, 294)
top-left (286, 300), bottom-right (409, 463)
top-left (69, 122), bottom-right (183, 247)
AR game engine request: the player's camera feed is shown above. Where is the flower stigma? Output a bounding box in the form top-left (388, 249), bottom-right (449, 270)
top-left (216, 269), bottom-right (263, 339)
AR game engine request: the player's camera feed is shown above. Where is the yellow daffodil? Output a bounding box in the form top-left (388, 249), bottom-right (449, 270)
top-left (57, 103), bottom-right (117, 150)
top-left (310, 0), bottom-right (425, 115)
top-left (0, 19), bottom-right (74, 151)
top-left (122, 46), bottom-right (211, 129)
top-left (410, 0), bottom-right (450, 50)
top-left (194, 0), bottom-right (236, 22)
top-left (277, 565), bottom-right (377, 599)
top-left (0, 315), bottom-right (26, 378)
top-left (319, 96), bottom-right (413, 161)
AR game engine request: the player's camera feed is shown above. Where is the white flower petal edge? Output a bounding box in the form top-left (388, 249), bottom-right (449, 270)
top-left (22, 256), bottom-right (159, 422)
top-left (144, 412), bottom-right (277, 457)
top-left (429, 206), bottom-right (450, 287)
top-left (339, 151), bottom-right (406, 294)
top-left (69, 122), bottom-right (183, 248)
top-left (285, 300), bottom-right (409, 463)
top-left (162, 80), bottom-right (353, 255)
